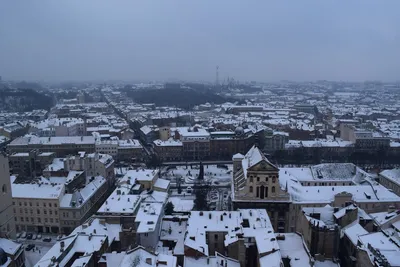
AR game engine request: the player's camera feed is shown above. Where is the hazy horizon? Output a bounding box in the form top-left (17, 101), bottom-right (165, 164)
top-left (1, 1), bottom-right (400, 82)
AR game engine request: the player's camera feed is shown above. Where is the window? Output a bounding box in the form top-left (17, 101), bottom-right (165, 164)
top-left (1, 184), bottom-right (6, 194)
top-left (29, 202), bottom-right (32, 207)
top-left (44, 210), bottom-right (47, 215)
top-left (256, 187), bottom-right (260, 197)
top-left (55, 211), bottom-right (58, 215)
top-left (54, 204), bottom-right (57, 208)
top-left (24, 202), bottom-right (27, 206)
top-left (249, 186), bottom-right (253, 193)
top-left (272, 177), bottom-right (276, 183)
top-left (31, 217), bottom-right (34, 222)
top-left (36, 202), bottom-right (39, 206)
top-left (44, 203), bottom-right (46, 207)
top-left (21, 217), bottom-right (24, 222)
top-left (37, 218), bottom-right (41, 223)
top-left (257, 177), bottom-right (260, 182)
top-left (250, 177), bottom-right (253, 183)
top-left (214, 234), bottom-right (218, 240)
top-left (37, 209), bottom-right (40, 214)
top-left (50, 218), bottom-right (53, 223)
top-left (45, 218), bottom-right (48, 223)
top-left (19, 202), bottom-right (21, 206)
top-left (272, 186), bottom-right (276, 193)
top-left (49, 210), bottom-right (52, 215)
top-left (49, 203), bottom-right (52, 207)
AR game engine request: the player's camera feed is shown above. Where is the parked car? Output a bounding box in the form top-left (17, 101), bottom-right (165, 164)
top-left (25, 244), bottom-right (35, 251)
top-left (16, 233), bottom-right (21, 238)
top-left (32, 234), bottom-right (37, 240)
top-left (21, 232), bottom-right (26, 238)
top-left (43, 237), bottom-right (52, 242)
top-left (37, 234), bottom-right (42, 240)
top-left (26, 233), bottom-right (33, 240)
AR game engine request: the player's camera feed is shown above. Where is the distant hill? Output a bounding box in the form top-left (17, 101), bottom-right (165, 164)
top-left (125, 88), bottom-right (232, 109)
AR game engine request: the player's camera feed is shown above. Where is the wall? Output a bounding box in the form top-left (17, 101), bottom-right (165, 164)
top-left (0, 154), bottom-right (16, 238)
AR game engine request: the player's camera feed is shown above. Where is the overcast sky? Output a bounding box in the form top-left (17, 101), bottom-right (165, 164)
top-left (1, 1), bottom-right (400, 82)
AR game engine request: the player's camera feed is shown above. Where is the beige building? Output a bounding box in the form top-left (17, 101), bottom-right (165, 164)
top-left (12, 182), bottom-right (63, 233)
top-left (0, 154), bottom-right (16, 239)
top-left (231, 146), bottom-right (291, 232)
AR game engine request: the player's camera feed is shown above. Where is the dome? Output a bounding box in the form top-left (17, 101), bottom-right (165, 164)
top-left (235, 127), bottom-right (244, 136)
top-left (0, 248), bottom-right (8, 265)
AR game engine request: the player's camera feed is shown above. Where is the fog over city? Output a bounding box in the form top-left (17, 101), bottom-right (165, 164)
top-left (2, 2), bottom-right (400, 267)
top-left (1, 0), bottom-right (400, 82)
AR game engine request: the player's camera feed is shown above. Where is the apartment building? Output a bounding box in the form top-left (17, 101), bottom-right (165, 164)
top-left (63, 152), bottom-right (115, 184)
top-left (8, 135), bottom-right (96, 157)
top-left (9, 150), bottom-right (55, 179)
top-left (12, 182), bottom-right (63, 233)
top-left (29, 118), bottom-right (86, 137)
top-left (153, 139), bottom-right (183, 161)
top-left (59, 176), bottom-right (108, 234)
top-left (184, 209), bottom-right (281, 267)
top-left (95, 138), bottom-right (144, 162)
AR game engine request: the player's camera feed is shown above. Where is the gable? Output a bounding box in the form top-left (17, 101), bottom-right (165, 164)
top-left (247, 160), bottom-right (278, 172)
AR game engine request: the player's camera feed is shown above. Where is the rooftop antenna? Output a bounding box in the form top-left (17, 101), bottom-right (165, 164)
top-left (216, 65), bottom-right (219, 86)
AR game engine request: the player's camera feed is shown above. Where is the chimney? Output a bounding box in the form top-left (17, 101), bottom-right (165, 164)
top-left (145, 258), bottom-right (152, 265)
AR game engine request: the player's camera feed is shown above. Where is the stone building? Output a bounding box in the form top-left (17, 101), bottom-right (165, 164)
top-left (231, 145), bottom-right (291, 232)
top-left (0, 154), bottom-right (16, 239)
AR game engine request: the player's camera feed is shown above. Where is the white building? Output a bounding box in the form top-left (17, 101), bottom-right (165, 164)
top-left (29, 118), bottom-right (86, 137)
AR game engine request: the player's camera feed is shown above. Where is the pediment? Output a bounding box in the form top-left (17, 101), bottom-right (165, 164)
top-left (248, 160), bottom-right (278, 172)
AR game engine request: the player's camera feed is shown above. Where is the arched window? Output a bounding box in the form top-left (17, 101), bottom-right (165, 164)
top-left (249, 186), bottom-right (253, 193)
top-left (2, 184), bottom-right (6, 194)
top-left (272, 186), bottom-right (276, 193)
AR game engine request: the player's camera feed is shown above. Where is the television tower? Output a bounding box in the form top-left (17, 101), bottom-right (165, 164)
top-left (216, 65), bottom-right (219, 86)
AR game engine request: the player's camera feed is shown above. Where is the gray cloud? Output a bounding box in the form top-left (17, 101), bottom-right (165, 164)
top-left (1, 0), bottom-right (399, 82)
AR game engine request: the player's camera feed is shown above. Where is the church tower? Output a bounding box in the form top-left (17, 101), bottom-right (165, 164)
top-left (0, 153), bottom-right (16, 238)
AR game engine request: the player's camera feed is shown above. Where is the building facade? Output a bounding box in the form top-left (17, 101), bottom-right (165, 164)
top-left (0, 154), bottom-right (16, 239)
top-left (231, 146), bottom-right (291, 232)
